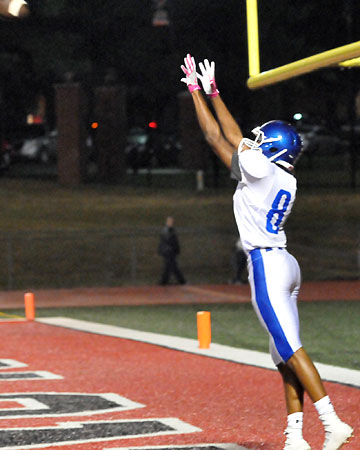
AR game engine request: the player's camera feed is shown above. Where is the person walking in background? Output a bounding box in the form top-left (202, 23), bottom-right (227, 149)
top-left (180, 54), bottom-right (353, 450)
top-left (158, 216), bottom-right (186, 285)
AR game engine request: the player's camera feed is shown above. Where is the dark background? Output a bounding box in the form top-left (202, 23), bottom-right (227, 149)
top-left (1, 0), bottom-right (360, 144)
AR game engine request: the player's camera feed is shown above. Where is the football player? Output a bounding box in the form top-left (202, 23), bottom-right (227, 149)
top-left (180, 54), bottom-right (353, 450)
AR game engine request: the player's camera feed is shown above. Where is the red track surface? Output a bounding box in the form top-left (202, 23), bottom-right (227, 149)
top-left (0, 280), bottom-right (359, 310)
top-left (0, 320), bottom-right (358, 450)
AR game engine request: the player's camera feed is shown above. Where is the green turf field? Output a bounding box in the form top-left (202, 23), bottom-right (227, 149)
top-left (3, 300), bottom-right (360, 371)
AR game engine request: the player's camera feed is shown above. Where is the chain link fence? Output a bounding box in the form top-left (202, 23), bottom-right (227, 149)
top-left (0, 227), bottom-right (358, 291)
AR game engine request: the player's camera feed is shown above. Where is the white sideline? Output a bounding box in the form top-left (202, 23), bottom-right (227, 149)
top-left (107, 444), bottom-right (247, 450)
top-left (38, 317), bottom-right (360, 388)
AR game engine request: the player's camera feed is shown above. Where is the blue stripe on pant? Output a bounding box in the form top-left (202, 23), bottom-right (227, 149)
top-left (250, 248), bottom-right (294, 362)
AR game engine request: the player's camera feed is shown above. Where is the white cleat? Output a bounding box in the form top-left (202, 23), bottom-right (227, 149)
top-left (323, 420), bottom-right (354, 450)
top-left (284, 431), bottom-right (311, 450)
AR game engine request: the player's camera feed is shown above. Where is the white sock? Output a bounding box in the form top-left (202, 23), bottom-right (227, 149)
top-left (314, 395), bottom-right (339, 425)
top-left (286, 412), bottom-right (304, 438)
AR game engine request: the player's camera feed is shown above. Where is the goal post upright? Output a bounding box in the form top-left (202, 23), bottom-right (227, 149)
top-left (246, 0), bottom-right (260, 77)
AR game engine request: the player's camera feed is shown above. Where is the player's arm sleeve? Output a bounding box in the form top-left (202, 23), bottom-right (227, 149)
top-left (238, 150), bottom-right (273, 179)
top-left (230, 152), bottom-right (242, 181)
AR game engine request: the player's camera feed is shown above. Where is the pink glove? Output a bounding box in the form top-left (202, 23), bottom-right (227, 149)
top-left (198, 59), bottom-right (219, 98)
top-left (180, 54), bottom-right (201, 93)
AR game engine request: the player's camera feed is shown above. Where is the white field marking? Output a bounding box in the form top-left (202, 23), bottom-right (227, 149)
top-left (105, 444), bottom-right (248, 450)
top-left (0, 359), bottom-right (27, 370)
top-left (0, 319), bottom-right (26, 322)
top-left (0, 393), bottom-right (144, 419)
top-left (0, 371), bottom-right (63, 381)
top-left (38, 317), bottom-right (360, 388)
top-left (0, 398), bottom-right (50, 411)
top-left (0, 418), bottom-right (201, 450)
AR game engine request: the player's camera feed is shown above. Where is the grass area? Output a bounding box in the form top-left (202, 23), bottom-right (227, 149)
top-left (0, 178), bottom-right (235, 249)
top-left (0, 171), bottom-right (358, 233)
top-left (0, 173), bottom-right (236, 231)
top-left (4, 300), bottom-right (360, 371)
top-left (0, 167), bottom-right (358, 288)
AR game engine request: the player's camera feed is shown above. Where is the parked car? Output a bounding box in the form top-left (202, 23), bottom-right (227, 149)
top-left (155, 134), bottom-right (181, 167)
top-left (125, 127), bottom-right (153, 172)
top-left (340, 123), bottom-right (360, 139)
top-left (11, 125), bottom-right (57, 163)
top-left (295, 120), bottom-right (345, 155)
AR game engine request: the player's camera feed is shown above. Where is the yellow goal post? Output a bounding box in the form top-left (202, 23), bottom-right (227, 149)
top-left (246, 0), bottom-right (360, 90)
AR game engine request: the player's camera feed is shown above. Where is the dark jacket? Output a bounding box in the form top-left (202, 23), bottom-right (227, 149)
top-left (158, 226), bottom-right (180, 257)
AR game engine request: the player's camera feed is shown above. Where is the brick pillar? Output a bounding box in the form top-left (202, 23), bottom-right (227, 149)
top-left (55, 83), bottom-right (87, 186)
top-left (94, 84), bottom-right (127, 182)
top-left (177, 91), bottom-right (208, 170)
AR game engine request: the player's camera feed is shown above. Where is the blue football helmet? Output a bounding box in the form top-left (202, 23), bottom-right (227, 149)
top-left (239, 120), bottom-right (303, 169)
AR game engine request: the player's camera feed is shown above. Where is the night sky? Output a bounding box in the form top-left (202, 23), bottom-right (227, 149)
top-left (1, 0), bottom-right (360, 133)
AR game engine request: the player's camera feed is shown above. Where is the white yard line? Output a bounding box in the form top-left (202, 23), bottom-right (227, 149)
top-left (106, 444), bottom-right (248, 450)
top-left (38, 317), bottom-right (360, 388)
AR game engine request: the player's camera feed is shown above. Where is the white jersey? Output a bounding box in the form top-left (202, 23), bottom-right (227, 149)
top-left (233, 150), bottom-right (297, 254)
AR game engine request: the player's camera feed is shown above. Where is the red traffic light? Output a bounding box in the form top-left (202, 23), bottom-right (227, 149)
top-left (148, 121), bottom-right (158, 129)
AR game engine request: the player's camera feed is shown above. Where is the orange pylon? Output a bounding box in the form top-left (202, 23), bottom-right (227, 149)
top-left (24, 292), bottom-right (35, 320)
top-left (197, 311), bottom-right (211, 349)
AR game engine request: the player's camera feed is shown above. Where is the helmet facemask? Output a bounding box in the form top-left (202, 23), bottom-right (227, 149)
top-left (238, 127), bottom-right (264, 153)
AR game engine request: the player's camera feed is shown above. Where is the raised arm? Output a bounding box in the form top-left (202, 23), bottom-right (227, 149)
top-left (191, 90), bottom-right (234, 168)
top-left (197, 59), bottom-right (244, 148)
top-left (181, 54), bottom-right (235, 169)
top-left (211, 95), bottom-right (243, 148)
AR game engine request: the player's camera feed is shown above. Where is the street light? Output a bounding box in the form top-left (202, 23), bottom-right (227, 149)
top-left (0, 0), bottom-right (29, 18)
